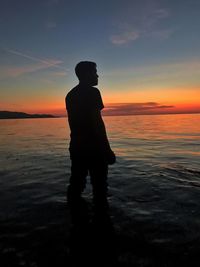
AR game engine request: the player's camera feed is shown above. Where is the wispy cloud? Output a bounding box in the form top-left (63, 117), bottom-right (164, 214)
top-left (3, 48), bottom-right (67, 71)
top-left (0, 48), bottom-right (68, 78)
top-left (103, 102), bottom-right (174, 116)
top-left (154, 8), bottom-right (170, 19)
top-left (0, 64), bottom-right (59, 78)
top-left (110, 2), bottom-right (172, 45)
top-left (53, 71), bottom-right (67, 76)
top-left (110, 31), bottom-right (139, 45)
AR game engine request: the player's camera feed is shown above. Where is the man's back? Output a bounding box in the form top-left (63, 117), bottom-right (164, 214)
top-left (66, 84), bottom-right (104, 153)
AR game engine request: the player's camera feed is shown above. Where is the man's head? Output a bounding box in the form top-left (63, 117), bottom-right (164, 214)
top-left (75, 61), bottom-right (98, 86)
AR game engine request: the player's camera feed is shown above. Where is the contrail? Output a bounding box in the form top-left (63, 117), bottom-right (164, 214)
top-left (2, 47), bottom-right (68, 72)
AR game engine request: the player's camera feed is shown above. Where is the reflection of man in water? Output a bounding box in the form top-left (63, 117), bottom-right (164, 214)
top-left (65, 61), bottom-right (116, 212)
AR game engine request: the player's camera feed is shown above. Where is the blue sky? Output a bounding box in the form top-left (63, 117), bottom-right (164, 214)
top-left (0, 0), bottom-right (200, 115)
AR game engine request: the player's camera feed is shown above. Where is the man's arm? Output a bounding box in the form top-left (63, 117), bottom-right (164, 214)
top-left (92, 109), bottom-right (116, 164)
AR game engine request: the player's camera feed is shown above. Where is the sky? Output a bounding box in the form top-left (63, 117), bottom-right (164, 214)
top-left (0, 0), bottom-right (200, 116)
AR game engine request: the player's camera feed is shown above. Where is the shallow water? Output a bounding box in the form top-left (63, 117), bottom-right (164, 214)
top-left (1, 114), bottom-right (200, 214)
top-left (1, 114), bottom-right (200, 266)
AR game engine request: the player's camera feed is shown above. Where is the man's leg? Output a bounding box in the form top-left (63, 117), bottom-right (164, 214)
top-left (67, 158), bottom-right (88, 203)
top-left (89, 160), bottom-right (108, 211)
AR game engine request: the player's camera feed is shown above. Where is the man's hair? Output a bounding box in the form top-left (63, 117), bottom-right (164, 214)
top-left (75, 61), bottom-right (96, 80)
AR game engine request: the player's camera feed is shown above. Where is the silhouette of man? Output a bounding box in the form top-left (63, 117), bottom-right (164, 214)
top-left (65, 61), bottom-right (116, 212)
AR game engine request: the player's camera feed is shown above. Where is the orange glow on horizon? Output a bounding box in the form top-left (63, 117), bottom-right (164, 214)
top-left (13, 102), bottom-right (200, 117)
top-left (2, 86), bottom-right (200, 116)
top-left (103, 87), bottom-right (200, 104)
top-left (2, 102), bottom-right (200, 116)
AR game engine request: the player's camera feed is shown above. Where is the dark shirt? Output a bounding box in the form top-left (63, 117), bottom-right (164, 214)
top-left (66, 84), bottom-right (108, 155)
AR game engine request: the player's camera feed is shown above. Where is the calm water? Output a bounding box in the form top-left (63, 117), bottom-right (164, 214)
top-left (1, 114), bottom-right (200, 208)
top-left (0, 114), bottom-right (200, 243)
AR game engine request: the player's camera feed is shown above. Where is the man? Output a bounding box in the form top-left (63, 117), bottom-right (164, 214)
top-left (65, 61), bottom-right (115, 212)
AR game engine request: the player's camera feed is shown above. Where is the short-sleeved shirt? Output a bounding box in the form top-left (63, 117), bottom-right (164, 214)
top-left (66, 84), bottom-right (104, 153)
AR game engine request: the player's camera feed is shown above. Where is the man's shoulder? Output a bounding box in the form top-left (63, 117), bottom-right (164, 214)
top-left (91, 86), bottom-right (100, 94)
top-left (65, 85), bottom-right (102, 106)
top-left (65, 86), bottom-right (78, 101)
top-left (66, 85), bottom-right (100, 97)
top-left (87, 86), bottom-right (101, 98)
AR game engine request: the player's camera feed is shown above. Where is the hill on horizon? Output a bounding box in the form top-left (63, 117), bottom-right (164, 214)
top-left (0, 111), bottom-right (56, 119)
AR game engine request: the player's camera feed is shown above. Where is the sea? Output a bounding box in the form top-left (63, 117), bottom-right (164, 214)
top-left (0, 114), bottom-right (200, 265)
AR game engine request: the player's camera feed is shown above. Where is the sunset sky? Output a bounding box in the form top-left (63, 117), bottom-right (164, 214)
top-left (0, 0), bottom-right (200, 116)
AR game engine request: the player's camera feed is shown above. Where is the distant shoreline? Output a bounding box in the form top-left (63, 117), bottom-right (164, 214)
top-left (1, 110), bottom-right (200, 120)
top-left (0, 111), bottom-right (57, 120)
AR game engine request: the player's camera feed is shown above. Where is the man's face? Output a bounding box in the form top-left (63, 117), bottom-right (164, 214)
top-left (87, 67), bottom-right (99, 86)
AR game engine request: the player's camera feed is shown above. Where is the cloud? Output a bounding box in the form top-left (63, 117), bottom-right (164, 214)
top-left (3, 48), bottom-right (67, 71)
top-left (0, 48), bottom-right (68, 78)
top-left (0, 63), bottom-right (62, 78)
top-left (53, 71), bottom-right (67, 76)
top-left (103, 102), bottom-right (174, 116)
top-left (110, 3), bottom-right (172, 45)
top-left (154, 8), bottom-right (170, 19)
top-left (110, 31), bottom-right (139, 45)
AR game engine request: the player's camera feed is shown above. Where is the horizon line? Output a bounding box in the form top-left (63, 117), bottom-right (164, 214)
top-left (1, 109), bottom-right (200, 118)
